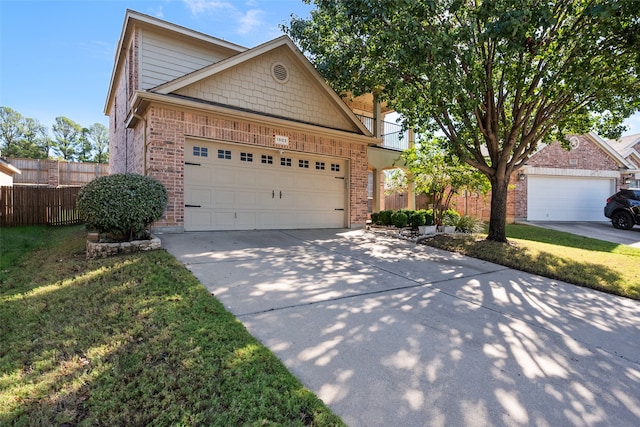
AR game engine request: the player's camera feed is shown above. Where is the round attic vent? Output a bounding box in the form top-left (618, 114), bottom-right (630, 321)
top-left (271, 62), bottom-right (289, 83)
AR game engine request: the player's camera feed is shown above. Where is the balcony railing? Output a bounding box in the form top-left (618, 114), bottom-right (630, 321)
top-left (355, 114), bottom-right (410, 151)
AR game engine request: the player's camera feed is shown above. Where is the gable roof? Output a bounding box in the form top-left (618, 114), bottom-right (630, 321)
top-left (151, 35), bottom-right (371, 136)
top-left (104, 9), bottom-right (247, 115)
top-left (587, 132), bottom-right (637, 170)
top-left (609, 133), bottom-right (640, 166)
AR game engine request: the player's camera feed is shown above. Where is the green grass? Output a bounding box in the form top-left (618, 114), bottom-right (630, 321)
top-left (419, 224), bottom-right (640, 300)
top-left (0, 225), bottom-right (344, 426)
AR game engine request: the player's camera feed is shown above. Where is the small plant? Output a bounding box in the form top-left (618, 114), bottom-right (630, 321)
top-left (423, 209), bottom-right (435, 226)
top-left (77, 173), bottom-right (168, 241)
top-left (391, 211), bottom-right (408, 228)
top-left (370, 212), bottom-right (380, 225)
top-left (442, 209), bottom-right (461, 226)
top-left (454, 215), bottom-right (485, 233)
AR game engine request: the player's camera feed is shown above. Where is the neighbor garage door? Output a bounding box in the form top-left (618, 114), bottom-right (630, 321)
top-left (184, 140), bottom-right (347, 231)
top-left (527, 176), bottom-right (614, 221)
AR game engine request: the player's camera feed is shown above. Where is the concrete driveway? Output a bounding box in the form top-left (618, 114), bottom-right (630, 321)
top-left (161, 229), bottom-right (640, 426)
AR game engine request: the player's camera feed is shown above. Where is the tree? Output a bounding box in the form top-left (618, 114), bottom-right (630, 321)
top-left (52, 116), bottom-right (81, 161)
top-left (88, 123), bottom-right (109, 164)
top-left (401, 138), bottom-right (490, 228)
top-left (0, 106), bottom-right (24, 157)
top-left (287, 0), bottom-right (640, 242)
top-left (21, 118), bottom-right (50, 159)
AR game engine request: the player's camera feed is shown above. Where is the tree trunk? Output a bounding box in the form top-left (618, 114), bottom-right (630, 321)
top-left (487, 175), bottom-right (510, 243)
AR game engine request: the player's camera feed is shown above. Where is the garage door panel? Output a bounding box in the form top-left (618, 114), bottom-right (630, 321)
top-left (527, 176), bottom-right (613, 221)
top-left (185, 140), bottom-right (347, 231)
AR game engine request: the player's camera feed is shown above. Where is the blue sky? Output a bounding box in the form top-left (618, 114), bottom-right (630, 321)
top-left (1, 0), bottom-right (639, 137)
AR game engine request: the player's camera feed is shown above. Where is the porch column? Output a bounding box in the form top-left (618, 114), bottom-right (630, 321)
top-left (407, 128), bottom-right (416, 209)
top-left (373, 100), bottom-right (382, 139)
top-left (372, 168), bottom-right (381, 213)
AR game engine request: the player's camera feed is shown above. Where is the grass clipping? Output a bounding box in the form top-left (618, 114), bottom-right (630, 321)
top-left (0, 226), bottom-right (344, 426)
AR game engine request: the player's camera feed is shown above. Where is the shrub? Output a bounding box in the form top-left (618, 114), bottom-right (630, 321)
top-left (391, 211), bottom-right (408, 228)
top-left (77, 173), bottom-right (168, 241)
top-left (454, 215), bottom-right (485, 233)
top-left (423, 209), bottom-right (435, 226)
top-left (442, 209), bottom-right (461, 226)
top-left (378, 210), bottom-right (393, 226)
top-left (370, 212), bottom-right (380, 225)
top-left (409, 210), bottom-right (426, 229)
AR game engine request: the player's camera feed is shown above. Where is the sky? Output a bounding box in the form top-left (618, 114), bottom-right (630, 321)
top-left (1, 0), bottom-right (639, 137)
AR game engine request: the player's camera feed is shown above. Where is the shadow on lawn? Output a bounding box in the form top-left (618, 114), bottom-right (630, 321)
top-left (420, 234), bottom-right (633, 299)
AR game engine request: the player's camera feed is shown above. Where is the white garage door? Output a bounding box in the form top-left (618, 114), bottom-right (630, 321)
top-left (527, 176), bottom-right (614, 221)
top-left (184, 140), bottom-right (347, 231)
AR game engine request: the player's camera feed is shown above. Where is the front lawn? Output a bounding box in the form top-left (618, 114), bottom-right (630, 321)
top-left (419, 224), bottom-right (640, 300)
top-left (0, 225), bottom-right (344, 426)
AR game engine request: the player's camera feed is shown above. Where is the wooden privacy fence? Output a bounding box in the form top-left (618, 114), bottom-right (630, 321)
top-left (7, 158), bottom-right (108, 187)
top-left (0, 186), bottom-right (82, 227)
top-left (384, 193), bottom-right (433, 211)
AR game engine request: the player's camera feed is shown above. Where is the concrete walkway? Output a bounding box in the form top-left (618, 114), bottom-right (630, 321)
top-left (161, 229), bottom-right (640, 426)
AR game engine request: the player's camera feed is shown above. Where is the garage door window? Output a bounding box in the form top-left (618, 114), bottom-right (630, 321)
top-left (240, 152), bottom-right (253, 162)
top-left (261, 155), bottom-right (273, 164)
top-left (299, 159), bottom-right (309, 168)
top-left (316, 161), bottom-right (325, 170)
top-left (281, 157), bottom-right (292, 167)
top-left (217, 149), bottom-right (231, 160)
top-left (331, 163), bottom-right (340, 172)
top-left (193, 146), bottom-right (208, 157)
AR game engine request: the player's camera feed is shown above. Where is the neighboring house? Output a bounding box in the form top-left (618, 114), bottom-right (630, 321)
top-left (0, 157), bottom-right (21, 186)
top-left (105, 10), bottom-right (399, 232)
top-left (610, 133), bottom-right (640, 188)
top-left (452, 132), bottom-right (639, 223)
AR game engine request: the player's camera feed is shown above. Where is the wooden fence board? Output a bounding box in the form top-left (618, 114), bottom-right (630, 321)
top-left (0, 186), bottom-right (82, 227)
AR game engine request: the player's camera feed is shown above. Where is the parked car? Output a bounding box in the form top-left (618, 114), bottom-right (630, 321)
top-left (604, 188), bottom-right (640, 230)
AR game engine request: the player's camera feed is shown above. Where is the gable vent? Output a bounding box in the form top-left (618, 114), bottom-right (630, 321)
top-left (271, 62), bottom-right (289, 83)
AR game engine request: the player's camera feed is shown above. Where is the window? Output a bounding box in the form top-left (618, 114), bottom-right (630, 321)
top-left (315, 161), bottom-right (325, 170)
top-left (261, 155), bottom-right (273, 164)
top-left (193, 146), bottom-right (208, 157)
top-left (331, 163), bottom-right (340, 172)
top-left (217, 149), bottom-right (231, 160)
top-left (299, 159), bottom-right (309, 168)
top-left (240, 152), bottom-right (253, 162)
top-left (280, 157), bottom-right (292, 167)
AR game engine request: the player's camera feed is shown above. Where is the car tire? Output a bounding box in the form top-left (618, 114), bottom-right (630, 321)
top-left (611, 211), bottom-right (634, 230)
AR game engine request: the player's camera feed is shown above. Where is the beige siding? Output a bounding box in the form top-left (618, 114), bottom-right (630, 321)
top-left (174, 46), bottom-right (358, 132)
top-left (140, 29), bottom-right (235, 89)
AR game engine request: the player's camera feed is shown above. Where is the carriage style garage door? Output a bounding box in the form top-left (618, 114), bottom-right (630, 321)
top-left (184, 140), bottom-right (347, 231)
top-left (527, 176), bottom-right (615, 221)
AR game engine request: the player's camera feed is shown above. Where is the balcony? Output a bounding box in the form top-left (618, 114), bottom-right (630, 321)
top-left (355, 114), bottom-right (410, 151)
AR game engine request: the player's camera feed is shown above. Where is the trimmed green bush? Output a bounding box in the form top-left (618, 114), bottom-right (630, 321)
top-left (423, 209), bottom-right (435, 226)
top-left (370, 212), bottom-right (380, 225)
top-left (77, 173), bottom-right (168, 241)
top-left (391, 211), bottom-right (408, 228)
top-left (378, 210), bottom-right (393, 226)
top-left (443, 209), bottom-right (461, 226)
top-left (410, 210), bottom-right (427, 228)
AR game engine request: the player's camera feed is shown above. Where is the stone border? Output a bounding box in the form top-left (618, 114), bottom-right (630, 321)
top-left (86, 234), bottom-right (161, 259)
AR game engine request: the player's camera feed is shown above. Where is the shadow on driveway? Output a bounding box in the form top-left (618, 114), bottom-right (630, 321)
top-left (161, 229), bottom-right (640, 426)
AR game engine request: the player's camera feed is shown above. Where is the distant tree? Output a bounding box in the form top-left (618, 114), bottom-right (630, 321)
top-left (0, 106), bottom-right (24, 157)
top-left (77, 128), bottom-right (93, 162)
top-left (88, 123), bottom-right (109, 164)
top-left (20, 118), bottom-right (50, 159)
top-left (52, 116), bottom-right (81, 161)
top-left (287, 0), bottom-right (640, 242)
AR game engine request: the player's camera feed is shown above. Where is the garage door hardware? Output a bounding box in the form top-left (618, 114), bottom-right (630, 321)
top-left (185, 204), bottom-right (201, 208)
top-left (185, 162), bottom-right (201, 166)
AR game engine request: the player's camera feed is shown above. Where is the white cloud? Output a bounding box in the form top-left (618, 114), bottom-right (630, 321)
top-left (622, 112), bottom-right (640, 136)
top-left (236, 9), bottom-right (264, 34)
top-left (182, 0), bottom-right (233, 14)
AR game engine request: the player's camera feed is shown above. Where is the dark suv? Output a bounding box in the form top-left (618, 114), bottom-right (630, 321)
top-left (604, 188), bottom-right (640, 230)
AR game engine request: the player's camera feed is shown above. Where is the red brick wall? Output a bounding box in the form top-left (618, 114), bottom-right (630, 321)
top-left (526, 135), bottom-right (620, 170)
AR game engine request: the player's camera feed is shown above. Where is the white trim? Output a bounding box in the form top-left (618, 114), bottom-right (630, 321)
top-left (524, 166), bottom-right (621, 178)
top-left (587, 132), bottom-right (636, 169)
